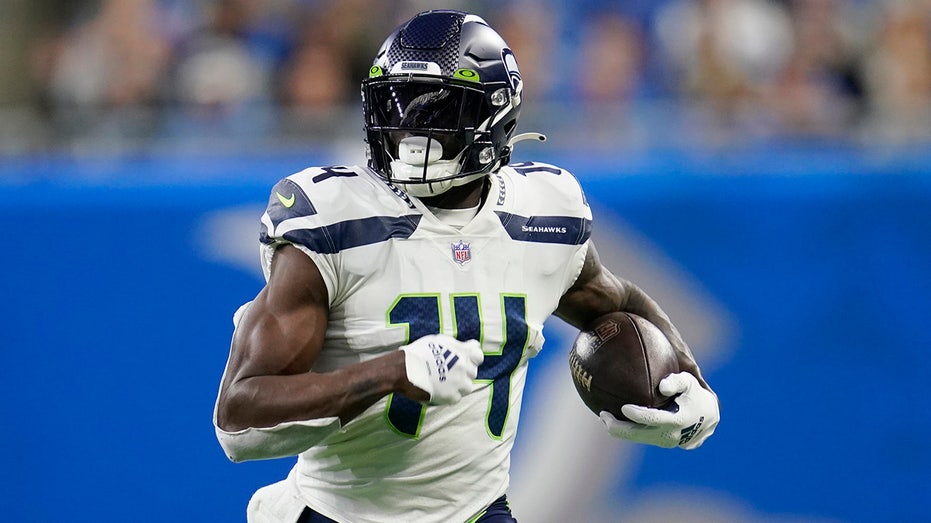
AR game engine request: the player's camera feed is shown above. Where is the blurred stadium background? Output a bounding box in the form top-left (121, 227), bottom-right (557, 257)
top-left (1, 0), bottom-right (930, 521)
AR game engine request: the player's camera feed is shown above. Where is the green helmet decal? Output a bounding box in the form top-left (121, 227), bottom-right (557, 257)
top-left (453, 68), bottom-right (480, 82)
top-left (369, 65), bottom-right (385, 78)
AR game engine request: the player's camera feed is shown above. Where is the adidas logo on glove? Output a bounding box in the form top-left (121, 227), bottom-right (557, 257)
top-left (400, 334), bottom-right (483, 405)
top-left (431, 343), bottom-right (459, 382)
top-left (678, 416), bottom-right (704, 446)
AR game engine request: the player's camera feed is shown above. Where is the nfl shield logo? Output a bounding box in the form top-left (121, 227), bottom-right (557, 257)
top-left (451, 240), bottom-right (472, 265)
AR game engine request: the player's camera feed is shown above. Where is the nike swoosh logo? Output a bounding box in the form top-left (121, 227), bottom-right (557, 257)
top-left (276, 191), bottom-right (295, 208)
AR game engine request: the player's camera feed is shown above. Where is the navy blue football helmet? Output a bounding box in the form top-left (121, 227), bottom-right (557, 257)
top-left (362, 10), bottom-right (539, 196)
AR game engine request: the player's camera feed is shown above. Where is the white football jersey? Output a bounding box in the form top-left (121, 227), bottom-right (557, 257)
top-left (258, 162), bottom-right (591, 523)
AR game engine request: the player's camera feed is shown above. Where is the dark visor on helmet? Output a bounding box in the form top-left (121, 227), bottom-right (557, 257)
top-left (364, 80), bottom-right (490, 161)
top-left (366, 81), bottom-right (489, 130)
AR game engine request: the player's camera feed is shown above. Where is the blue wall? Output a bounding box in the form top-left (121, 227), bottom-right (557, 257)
top-left (1, 148), bottom-right (928, 522)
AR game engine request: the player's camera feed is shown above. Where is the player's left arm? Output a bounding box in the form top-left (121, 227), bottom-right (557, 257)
top-left (555, 242), bottom-right (707, 386)
top-left (554, 241), bottom-right (720, 449)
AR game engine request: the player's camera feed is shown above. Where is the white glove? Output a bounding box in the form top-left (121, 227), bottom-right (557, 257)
top-left (600, 371), bottom-right (719, 450)
top-left (399, 334), bottom-right (484, 405)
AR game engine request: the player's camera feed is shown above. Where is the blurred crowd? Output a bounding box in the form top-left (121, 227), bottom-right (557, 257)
top-left (2, 0), bottom-right (931, 154)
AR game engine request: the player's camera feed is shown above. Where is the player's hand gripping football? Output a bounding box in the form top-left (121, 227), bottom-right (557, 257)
top-left (600, 371), bottom-right (719, 449)
top-left (399, 334), bottom-right (484, 405)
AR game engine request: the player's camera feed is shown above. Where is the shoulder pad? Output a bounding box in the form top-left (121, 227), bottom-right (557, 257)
top-left (260, 165), bottom-right (421, 253)
top-left (494, 162), bottom-right (592, 245)
top-left (499, 161), bottom-right (589, 214)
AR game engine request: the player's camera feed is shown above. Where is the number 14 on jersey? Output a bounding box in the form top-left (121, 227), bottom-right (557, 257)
top-left (385, 293), bottom-right (529, 439)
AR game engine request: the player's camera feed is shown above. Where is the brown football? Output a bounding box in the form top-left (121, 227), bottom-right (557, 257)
top-left (569, 312), bottom-right (680, 420)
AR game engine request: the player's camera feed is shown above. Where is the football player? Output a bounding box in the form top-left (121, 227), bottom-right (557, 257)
top-left (214, 10), bottom-right (719, 523)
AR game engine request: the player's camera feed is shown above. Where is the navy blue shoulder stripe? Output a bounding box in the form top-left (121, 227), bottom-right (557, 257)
top-left (261, 215), bottom-right (422, 254)
top-left (267, 178), bottom-right (316, 229)
top-left (496, 211), bottom-right (591, 245)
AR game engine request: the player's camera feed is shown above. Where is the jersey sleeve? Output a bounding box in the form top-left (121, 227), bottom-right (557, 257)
top-left (508, 161), bottom-right (590, 215)
top-left (499, 161), bottom-right (593, 294)
top-left (542, 164), bottom-right (593, 293)
top-left (257, 167), bottom-right (354, 304)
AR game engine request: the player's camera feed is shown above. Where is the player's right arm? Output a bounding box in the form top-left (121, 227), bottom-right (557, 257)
top-left (218, 244), bottom-right (426, 430)
top-left (214, 245), bottom-right (481, 462)
top-left (213, 245), bottom-right (420, 460)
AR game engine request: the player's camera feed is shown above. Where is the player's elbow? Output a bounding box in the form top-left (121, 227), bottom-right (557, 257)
top-left (213, 415), bottom-right (342, 463)
top-left (213, 390), bottom-right (264, 462)
top-left (215, 424), bottom-right (256, 463)
top-left (215, 392), bottom-right (249, 434)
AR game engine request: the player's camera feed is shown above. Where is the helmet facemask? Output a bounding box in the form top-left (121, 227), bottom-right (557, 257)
top-left (363, 72), bottom-right (518, 197)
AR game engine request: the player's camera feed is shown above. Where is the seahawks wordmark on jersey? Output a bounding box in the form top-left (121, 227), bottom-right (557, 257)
top-left (258, 162), bottom-right (591, 523)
